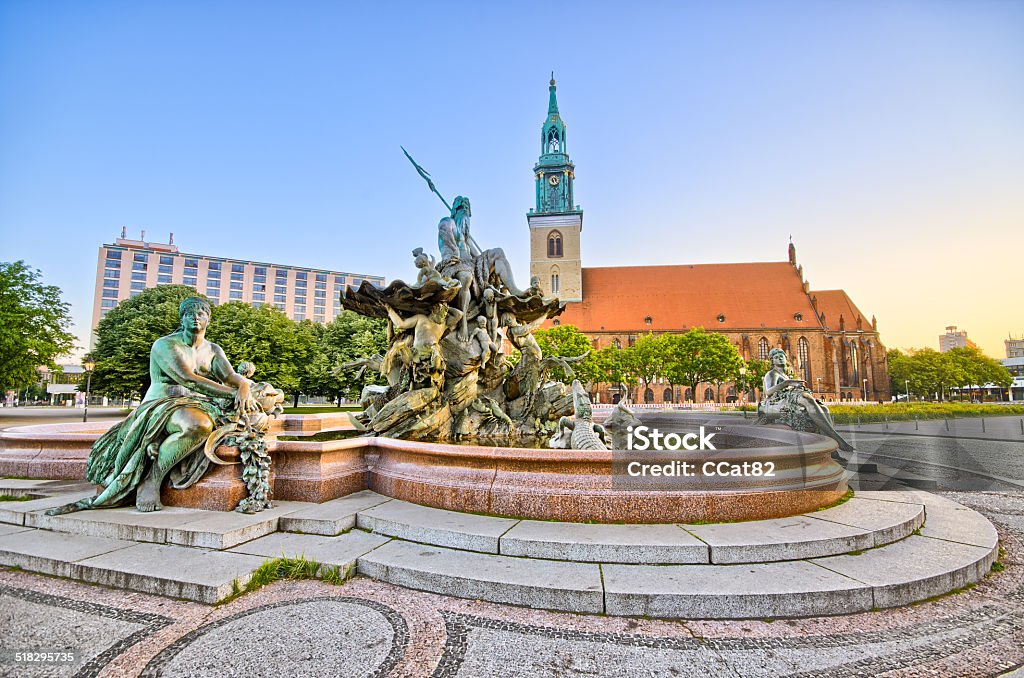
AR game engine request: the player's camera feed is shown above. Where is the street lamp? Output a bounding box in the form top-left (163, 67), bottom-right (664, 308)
top-left (739, 366), bottom-right (748, 419)
top-left (905, 379), bottom-right (911, 403)
top-left (816, 377), bottom-right (822, 399)
top-left (82, 359), bottom-right (95, 423)
top-left (862, 378), bottom-right (868, 403)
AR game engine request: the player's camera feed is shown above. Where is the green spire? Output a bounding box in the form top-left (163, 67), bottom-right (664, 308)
top-left (532, 74), bottom-right (578, 214)
top-left (548, 72), bottom-right (559, 116)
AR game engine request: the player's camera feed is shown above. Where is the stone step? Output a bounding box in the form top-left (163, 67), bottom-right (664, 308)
top-left (228, 529), bottom-right (391, 571)
top-left (344, 493), bottom-right (923, 564)
top-left (0, 527), bottom-right (270, 605)
top-left (684, 496), bottom-right (924, 564)
top-left (357, 539), bottom-right (605, 614)
top-left (500, 521), bottom-right (707, 564)
top-left (277, 490), bottom-right (392, 536)
top-left (356, 498), bottom-right (518, 553)
top-left (20, 496), bottom-right (315, 549)
top-left (356, 496), bottom-right (997, 618)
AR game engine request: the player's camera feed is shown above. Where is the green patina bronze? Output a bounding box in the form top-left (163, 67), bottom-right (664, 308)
top-left (532, 74), bottom-right (579, 215)
top-left (48, 297), bottom-right (283, 515)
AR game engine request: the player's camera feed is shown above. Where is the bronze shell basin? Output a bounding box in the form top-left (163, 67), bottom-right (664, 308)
top-left (0, 415), bottom-right (847, 523)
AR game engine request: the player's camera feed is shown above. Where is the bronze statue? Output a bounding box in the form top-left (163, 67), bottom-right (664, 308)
top-left (336, 149), bottom-right (580, 441)
top-left (758, 348), bottom-right (854, 452)
top-left (48, 297), bottom-right (279, 515)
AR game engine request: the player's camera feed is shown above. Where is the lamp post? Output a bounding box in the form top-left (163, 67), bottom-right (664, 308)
top-left (82, 359), bottom-right (95, 423)
top-left (816, 377), bottom-right (822, 399)
top-left (739, 366), bottom-right (748, 419)
top-left (862, 378), bottom-right (868, 403)
top-left (905, 379), bottom-right (911, 403)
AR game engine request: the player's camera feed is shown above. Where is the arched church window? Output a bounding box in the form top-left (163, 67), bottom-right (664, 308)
top-left (703, 387), bottom-right (715, 403)
top-left (644, 388), bottom-right (654, 404)
top-left (547, 231), bottom-right (563, 258)
top-left (850, 344), bottom-right (860, 384)
top-left (684, 388), bottom-right (693, 402)
top-left (550, 273), bottom-right (559, 293)
top-left (613, 338), bottom-right (622, 349)
top-left (798, 337), bottom-right (811, 382)
top-left (552, 319), bottom-right (560, 327)
top-left (547, 129), bottom-right (560, 153)
top-left (758, 337), bottom-right (770, 360)
top-left (663, 388), bottom-right (673, 402)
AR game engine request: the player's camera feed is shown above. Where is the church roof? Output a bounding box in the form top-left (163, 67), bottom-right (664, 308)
top-left (811, 289), bottom-right (870, 332)
top-left (554, 262), bottom-right (824, 333)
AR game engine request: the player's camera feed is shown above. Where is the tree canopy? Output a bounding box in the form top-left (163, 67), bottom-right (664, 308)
top-left (207, 301), bottom-right (320, 394)
top-left (663, 328), bottom-right (744, 398)
top-left (532, 324), bottom-right (599, 384)
top-left (888, 346), bottom-right (1011, 400)
top-left (90, 285), bottom-right (198, 396)
top-left (0, 261), bottom-right (77, 393)
top-left (302, 311), bottom-right (388, 404)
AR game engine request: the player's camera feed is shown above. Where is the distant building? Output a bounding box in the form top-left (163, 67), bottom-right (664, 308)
top-left (36, 364), bottom-right (85, 405)
top-left (91, 230), bottom-right (385, 345)
top-left (1004, 358), bottom-right (1024, 402)
top-left (938, 326), bottom-right (977, 353)
top-left (528, 78), bottom-right (890, 403)
top-left (1006, 335), bottom-right (1024, 359)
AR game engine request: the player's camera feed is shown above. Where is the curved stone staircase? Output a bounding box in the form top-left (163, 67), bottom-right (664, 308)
top-left (0, 483), bottom-right (1000, 618)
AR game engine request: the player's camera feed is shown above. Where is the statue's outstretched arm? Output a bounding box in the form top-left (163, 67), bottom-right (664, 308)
top-left (154, 341), bottom-right (235, 399)
top-left (210, 344), bottom-right (255, 412)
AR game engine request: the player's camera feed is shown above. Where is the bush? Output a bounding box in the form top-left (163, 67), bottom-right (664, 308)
top-left (827, 402), bottom-right (1024, 424)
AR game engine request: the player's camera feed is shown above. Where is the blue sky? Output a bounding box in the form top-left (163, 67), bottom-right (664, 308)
top-left (1, 1), bottom-right (1022, 357)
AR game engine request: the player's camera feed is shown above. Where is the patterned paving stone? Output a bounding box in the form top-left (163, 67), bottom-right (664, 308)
top-left (0, 584), bottom-right (171, 678)
top-left (141, 598), bottom-right (407, 677)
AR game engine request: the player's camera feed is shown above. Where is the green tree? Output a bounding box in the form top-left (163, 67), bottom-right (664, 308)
top-left (305, 311), bottom-right (387, 405)
top-left (533, 324), bottom-right (599, 384)
top-left (207, 302), bottom-right (317, 400)
top-left (946, 346), bottom-right (1012, 401)
top-left (0, 261), bottom-right (77, 395)
top-left (631, 333), bottom-right (669, 402)
top-left (592, 345), bottom-right (638, 402)
top-left (90, 285), bottom-right (196, 397)
top-left (663, 328), bottom-right (743, 403)
top-left (743, 359), bottom-right (770, 401)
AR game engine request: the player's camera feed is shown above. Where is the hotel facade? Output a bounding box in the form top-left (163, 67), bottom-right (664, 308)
top-left (91, 231), bottom-right (384, 345)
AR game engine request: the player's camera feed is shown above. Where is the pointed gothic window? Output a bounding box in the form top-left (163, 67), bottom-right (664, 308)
top-left (547, 129), bottom-right (560, 153)
top-left (551, 272), bottom-right (560, 294)
top-left (547, 231), bottom-right (563, 258)
top-left (798, 337), bottom-right (811, 382)
top-left (850, 344), bottom-right (860, 385)
top-left (758, 337), bottom-right (770, 361)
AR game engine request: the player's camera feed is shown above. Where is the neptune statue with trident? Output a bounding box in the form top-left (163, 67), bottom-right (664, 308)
top-left (402, 147), bottom-right (528, 340)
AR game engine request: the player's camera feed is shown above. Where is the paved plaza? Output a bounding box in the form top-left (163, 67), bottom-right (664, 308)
top-left (0, 489), bottom-right (1018, 676)
top-left (2, 409), bottom-right (1023, 676)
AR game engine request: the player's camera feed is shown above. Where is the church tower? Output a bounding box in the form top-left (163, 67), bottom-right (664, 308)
top-left (528, 74), bottom-right (583, 302)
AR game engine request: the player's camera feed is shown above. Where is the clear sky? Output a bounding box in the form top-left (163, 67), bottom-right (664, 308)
top-left (1, 1), bottom-right (1021, 359)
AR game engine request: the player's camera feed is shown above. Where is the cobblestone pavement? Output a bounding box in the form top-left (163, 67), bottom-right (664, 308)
top-left (0, 491), bottom-right (1022, 677)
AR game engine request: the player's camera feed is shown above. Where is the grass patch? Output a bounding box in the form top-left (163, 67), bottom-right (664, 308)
top-left (283, 406), bottom-right (361, 414)
top-left (845, 548), bottom-right (867, 556)
top-left (0, 494), bottom-right (32, 502)
top-left (218, 554), bottom-right (355, 605)
top-left (814, 489), bottom-right (854, 511)
top-left (830, 402), bottom-right (1024, 424)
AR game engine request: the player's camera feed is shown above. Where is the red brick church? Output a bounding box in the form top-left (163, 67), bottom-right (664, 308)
top-left (527, 78), bottom-right (889, 404)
